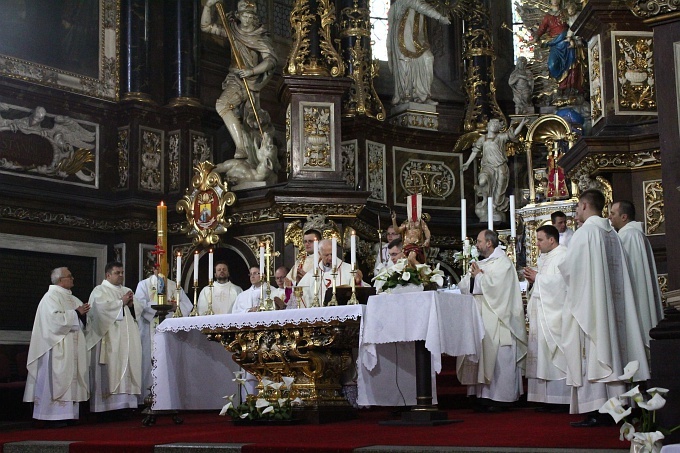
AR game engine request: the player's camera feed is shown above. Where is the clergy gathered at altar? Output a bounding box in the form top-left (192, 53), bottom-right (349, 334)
top-left (22, 190), bottom-right (664, 429)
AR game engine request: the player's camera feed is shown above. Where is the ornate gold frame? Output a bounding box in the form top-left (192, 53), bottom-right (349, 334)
top-left (176, 161), bottom-right (236, 247)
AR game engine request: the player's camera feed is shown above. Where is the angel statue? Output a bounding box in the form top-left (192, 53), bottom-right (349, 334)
top-left (457, 118), bottom-right (528, 223)
top-left (201, 0), bottom-right (280, 186)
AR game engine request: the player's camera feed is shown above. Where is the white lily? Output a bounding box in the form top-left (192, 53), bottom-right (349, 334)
top-left (393, 259), bottom-right (406, 273)
top-left (219, 401), bottom-right (233, 416)
top-left (647, 387), bottom-right (669, 397)
top-left (639, 393), bottom-right (666, 411)
top-left (431, 274), bottom-right (444, 287)
top-left (470, 246), bottom-right (479, 259)
top-left (232, 377), bottom-right (247, 386)
top-left (620, 422), bottom-right (636, 441)
top-left (620, 385), bottom-right (644, 403)
top-left (278, 398), bottom-right (288, 406)
top-left (632, 431), bottom-right (664, 448)
top-left (255, 398), bottom-right (271, 409)
top-left (261, 406), bottom-right (274, 415)
top-left (401, 271), bottom-right (411, 281)
top-left (282, 376), bottom-right (295, 389)
top-left (291, 397), bottom-right (303, 405)
top-left (222, 394), bottom-right (235, 401)
top-left (417, 264), bottom-right (432, 275)
top-left (269, 382), bottom-right (283, 390)
top-left (599, 397), bottom-right (632, 423)
top-left (261, 378), bottom-right (274, 389)
top-left (618, 361), bottom-right (640, 381)
top-left (233, 371), bottom-right (245, 379)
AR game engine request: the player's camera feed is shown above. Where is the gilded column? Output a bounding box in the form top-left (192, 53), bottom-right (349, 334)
top-left (338, 0), bottom-right (385, 120)
top-left (166, 0), bottom-right (202, 108)
top-left (453, 0), bottom-right (504, 131)
top-left (121, 0), bottom-right (152, 103)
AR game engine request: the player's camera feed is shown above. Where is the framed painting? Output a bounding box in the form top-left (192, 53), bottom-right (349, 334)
top-left (0, 0), bottom-right (120, 101)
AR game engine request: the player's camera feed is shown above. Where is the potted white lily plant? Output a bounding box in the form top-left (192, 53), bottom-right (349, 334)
top-left (220, 371), bottom-right (302, 423)
top-left (599, 361), bottom-right (680, 453)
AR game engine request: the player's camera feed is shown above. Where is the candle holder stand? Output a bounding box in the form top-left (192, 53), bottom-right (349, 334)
top-left (311, 269), bottom-right (321, 308)
top-left (172, 282), bottom-right (183, 318)
top-left (327, 267), bottom-right (339, 306)
top-left (348, 264), bottom-right (359, 305)
top-left (189, 280), bottom-right (199, 316)
top-left (205, 280), bottom-right (214, 315)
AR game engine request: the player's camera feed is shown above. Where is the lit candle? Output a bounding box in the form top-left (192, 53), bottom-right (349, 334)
top-left (487, 197), bottom-right (493, 231)
top-left (331, 236), bottom-right (337, 268)
top-left (176, 252), bottom-right (181, 282)
top-left (509, 195), bottom-right (516, 238)
top-left (259, 244), bottom-right (265, 276)
top-left (313, 238), bottom-right (319, 271)
top-left (157, 201), bottom-right (168, 277)
top-left (193, 251), bottom-right (199, 283)
top-left (461, 198), bottom-right (467, 241)
top-left (208, 249), bottom-right (214, 282)
top-left (350, 231), bottom-right (356, 267)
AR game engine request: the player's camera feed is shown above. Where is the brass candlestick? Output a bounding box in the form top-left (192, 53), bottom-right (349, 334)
top-left (205, 280), bottom-right (214, 315)
top-left (189, 279), bottom-right (199, 316)
top-left (293, 286), bottom-right (305, 309)
top-left (327, 267), bottom-right (338, 306)
top-left (506, 236), bottom-right (517, 266)
top-left (310, 269), bottom-right (321, 308)
top-left (347, 264), bottom-right (359, 305)
top-left (172, 281), bottom-right (183, 318)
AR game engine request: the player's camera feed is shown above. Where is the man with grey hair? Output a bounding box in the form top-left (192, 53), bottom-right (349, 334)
top-left (24, 267), bottom-right (90, 427)
top-left (457, 230), bottom-right (528, 411)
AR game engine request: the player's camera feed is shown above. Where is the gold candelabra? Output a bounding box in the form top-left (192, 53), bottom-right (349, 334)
top-left (327, 267), bottom-right (339, 306)
top-left (347, 264), bottom-right (359, 305)
top-left (258, 240), bottom-right (278, 311)
top-left (506, 236), bottom-right (517, 266)
top-left (172, 280), bottom-right (183, 318)
top-left (311, 269), bottom-right (321, 308)
top-left (206, 280), bottom-right (214, 315)
top-left (189, 279), bottom-right (199, 316)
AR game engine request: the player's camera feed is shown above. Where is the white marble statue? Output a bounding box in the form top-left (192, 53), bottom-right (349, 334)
top-left (387, 0), bottom-right (450, 105)
top-left (214, 131), bottom-right (279, 186)
top-left (509, 57), bottom-right (535, 114)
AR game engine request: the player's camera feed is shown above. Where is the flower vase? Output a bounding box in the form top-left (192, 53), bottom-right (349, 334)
top-left (630, 438), bottom-right (662, 453)
top-left (387, 284), bottom-right (424, 295)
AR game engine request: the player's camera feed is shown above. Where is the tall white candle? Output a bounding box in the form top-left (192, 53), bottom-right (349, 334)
top-left (331, 236), bottom-right (337, 268)
top-left (313, 238), bottom-right (319, 271)
top-left (350, 231), bottom-right (356, 267)
top-left (259, 244), bottom-right (265, 276)
top-left (176, 252), bottom-right (181, 282)
top-left (509, 195), bottom-right (516, 238)
top-left (208, 249), bottom-right (214, 282)
top-left (487, 197), bottom-right (493, 231)
top-left (193, 251), bottom-right (199, 283)
top-left (461, 198), bottom-right (467, 241)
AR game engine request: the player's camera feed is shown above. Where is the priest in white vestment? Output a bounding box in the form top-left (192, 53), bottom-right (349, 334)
top-left (610, 200), bottom-right (664, 347)
top-left (523, 225), bottom-right (570, 408)
top-left (287, 230), bottom-right (321, 284)
top-left (559, 190), bottom-right (649, 426)
top-left (298, 239), bottom-right (368, 305)
top-left (134, 267), bottom-right (192, 403)
top-left (373, 226), bottom-right (401, 274)
top-left (197, 262), bottom-right (243, 315)
top-left (232, 266), bottom-right (266, 313)
top-left (551, 210), bottom-right (573, 247)
top-left (24, 267), bottom-right (89, 424)
top-left (456, 230), bottom-right (528, 410)
top-left (86, 261), bottom-right (143, 413)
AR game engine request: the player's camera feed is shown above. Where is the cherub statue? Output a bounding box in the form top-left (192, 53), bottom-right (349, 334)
top-left (391, 210), bottom-right (431, 266)
top-left (509, 56), bottom-right (535, 114)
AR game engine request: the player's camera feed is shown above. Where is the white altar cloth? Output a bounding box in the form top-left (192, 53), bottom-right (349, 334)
top-left (357, 291), bottom-right (484, 406)
top-left (152, 306), bottom-right (364, 410)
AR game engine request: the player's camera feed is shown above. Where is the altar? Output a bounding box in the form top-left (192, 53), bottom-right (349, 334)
top-left (151, 293), bottom-right (483, 417)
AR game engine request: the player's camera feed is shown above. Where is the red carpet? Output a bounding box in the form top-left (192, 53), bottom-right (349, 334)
top-left (0, 408), bottom-right (628, 453)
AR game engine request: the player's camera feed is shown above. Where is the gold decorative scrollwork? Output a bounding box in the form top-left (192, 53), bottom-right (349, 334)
top-left (614, 34), bottom-right (656, 112)
top-left (644, 179), bottom-right (664, 234)
top-left (303, 105), bottom-right (332, 168)
top-left (235, 233), bottom-right (275, 275)
top-left (627, 0), bottom-right (680, 19)
top-left (176, 161), bottom-right (236, 246)
top-left (204, 321), bottom-right (360, 407)
top-left (317, 0), bottom-right (344, 77)
top-left (589, 36), bottom-right (604, 124)
top-left (286, 0), bottom-right (313, 76)
top-left (401, 160), bottom-right (455, 199)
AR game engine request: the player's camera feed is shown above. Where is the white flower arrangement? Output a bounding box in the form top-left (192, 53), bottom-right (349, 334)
top-left (372, 258), bottom-right (444, 292)
top-left (220, 372), bottom-right (301, 421)
top-left (453, 244), bottom-right (479, 265)
top-left (599, 361), bottom-right (680, 451)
